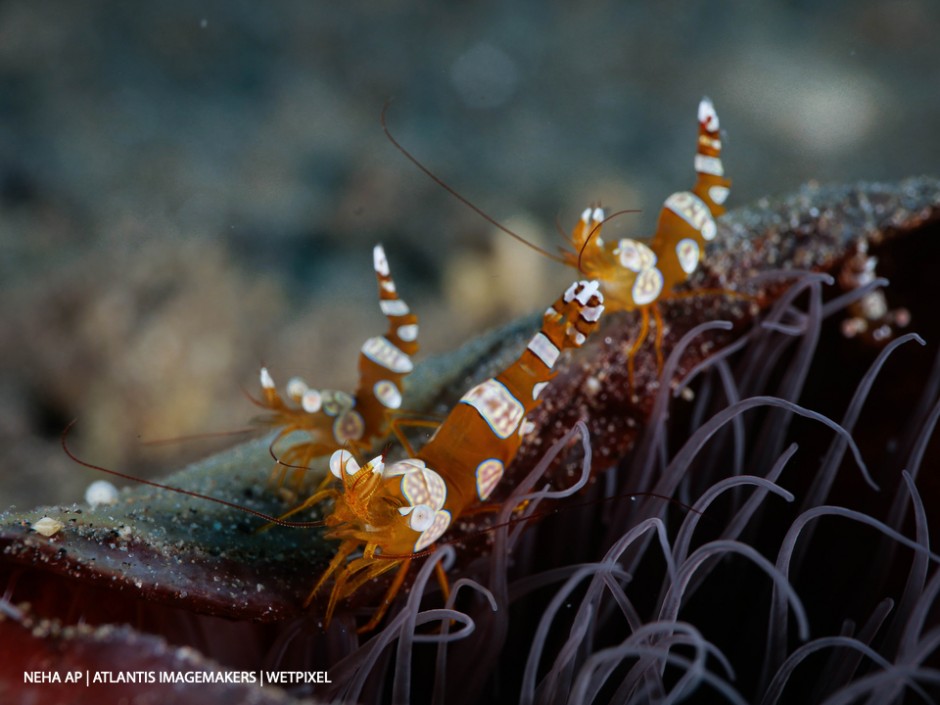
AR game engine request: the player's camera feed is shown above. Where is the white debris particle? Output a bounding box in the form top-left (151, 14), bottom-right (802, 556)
top-left (584, 376), bottom-right (601, 395)
top-left (32, 517), bottom-right (64, 537)
top-left (85, 480), bottom-right (119, 507)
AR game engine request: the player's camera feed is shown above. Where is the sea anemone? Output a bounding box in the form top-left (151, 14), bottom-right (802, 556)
top-left (2, 178), bottom-right (940, 704)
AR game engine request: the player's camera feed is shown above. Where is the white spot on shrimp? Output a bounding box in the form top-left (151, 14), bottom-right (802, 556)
top-left (527, 332), bottom-right (560, 368)
top-left (614, 239), bottom-right (657, 273)
top-left (475, 458), bottom-right (504, 500)
top-left (698, 96), bottom-right (719, 131)
top-left (397, 324), bottom-right (419, 342)
top-left (676, 238), bottom-right (700, 275)
top-left (333, 410), bottom-right (365, 443)
top-left (259, 367), bottom-right (274, 389)
top-left (400, 465), bottom-right (447, 511)
top-left (329, 450), bottom-right (360, 479)
top-left (408, 504), bottom-right (435, 532)
top-left (379, 299), bottom-right (410, 317)
top-left (414, 510), bottom-right (452, 552)
top-left (286, 377), bottom-right (308, 402)
top-left (460, 378), bottom-right (524, 439)
top-left (373, 244), bottom-right (390, 276)
top-left (632, 267), bottom-right (664, 306)
top-left (301, 389), bottom-right (322, 413)
top-left (374, 380), bottom-right (402, 409)
top-left (694, 154), bottom-right (724, 177)
top-left (361, 337), bottom-right (413, 374)
top-left (709, 185), bottom-right (730, 205)
top-left (574, 279), bottom-right (602, 306)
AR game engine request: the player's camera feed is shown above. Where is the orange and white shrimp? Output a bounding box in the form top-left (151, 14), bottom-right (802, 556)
top-left (563, 97), bottom-right (731, 378)
top-left (280, 279), bottom-right (605, 632)
top-left (566, 97), bottom-right (730, 306)
top-left (256, 244), bottom-right (421, 483)
top-left (383, 97), bottom-right (731, 385)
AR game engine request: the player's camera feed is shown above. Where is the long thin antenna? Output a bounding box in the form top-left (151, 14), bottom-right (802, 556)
top-left (381, 101), bottom-right (568, 265)
top-left (268, 440), bottom-right (313, 473)
top-left (62, 420), bottom-right (325, 529)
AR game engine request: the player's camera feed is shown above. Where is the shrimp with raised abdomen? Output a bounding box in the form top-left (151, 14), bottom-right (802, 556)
top-left (563, 97), bottom-right (732, 379)
top-left (282, 279), bottom-right (605, 631)
top-left (256, 244), bottom-right (422, 484)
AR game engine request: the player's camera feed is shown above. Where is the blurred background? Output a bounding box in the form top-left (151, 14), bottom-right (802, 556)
top-left (1, 0), bottom-right (938, 508)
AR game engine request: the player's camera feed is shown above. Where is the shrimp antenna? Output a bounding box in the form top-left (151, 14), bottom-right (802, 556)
top-left (268, 440), bottom-right (312, 473)
top-left (577, 207), bottom-right (641, 273)
top-left (381, 101), bottom-right (567, 265)
top-left (62, 420), bottom-right (326, 529)
top-left (554, 213), bottom-right (576, 247)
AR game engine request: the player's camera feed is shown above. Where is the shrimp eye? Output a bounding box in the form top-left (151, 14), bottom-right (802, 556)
top-left (408, 504), bottom-right (434, 532)
top-left (302, 389), bottom-right (322, 413)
